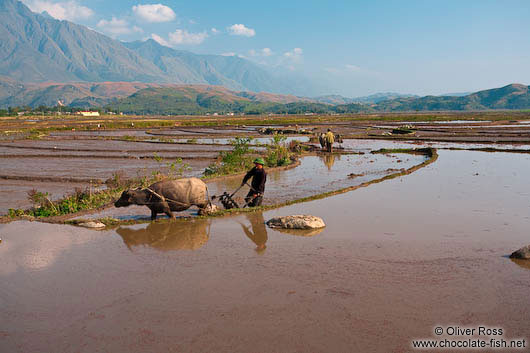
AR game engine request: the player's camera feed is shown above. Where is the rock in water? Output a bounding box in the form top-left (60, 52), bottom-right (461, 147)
top-left (199, 203), bottom-right (219, 215)
top-left (266, 215), bottom-right (325, 229)
top-left (78, 221), bottom-right (106, 229)
top-left (510, 245), bottom-right (530, 259)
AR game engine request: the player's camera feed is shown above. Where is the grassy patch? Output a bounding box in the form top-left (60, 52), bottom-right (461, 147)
top-left (8, 187), bottom-right (119, 218)
top-left (6, 155), bottom-right (192, 219)
top-left (204, 134), bottom-right (298, 177)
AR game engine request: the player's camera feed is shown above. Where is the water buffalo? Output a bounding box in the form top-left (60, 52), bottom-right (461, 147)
top-left (114, 177), bottom-right (210, 220)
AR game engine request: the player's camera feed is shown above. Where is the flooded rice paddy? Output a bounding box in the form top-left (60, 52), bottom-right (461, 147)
top-left (1, 122), bottom-right (530, 352)
top-left (1, 149), bottom-right (529, 352)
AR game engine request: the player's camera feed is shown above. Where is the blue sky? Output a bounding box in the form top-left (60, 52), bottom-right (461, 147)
top-left (21, 0), bottom-right (530, 97)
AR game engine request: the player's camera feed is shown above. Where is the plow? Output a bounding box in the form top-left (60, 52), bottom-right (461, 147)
top-left (212, 183), bottom-right (259, 210)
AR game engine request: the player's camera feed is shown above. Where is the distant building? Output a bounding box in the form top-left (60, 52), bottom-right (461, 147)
top-left (78, 111), bottom-right (100, 117)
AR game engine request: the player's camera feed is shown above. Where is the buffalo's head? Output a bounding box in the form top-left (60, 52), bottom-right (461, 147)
top-left (114, 190), bottom-right (135, 208)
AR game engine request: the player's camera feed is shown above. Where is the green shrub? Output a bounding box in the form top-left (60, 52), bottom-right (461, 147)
top-left (265, 134), bottom-right (291, 167)
top-left (205, 137), bottom-right (255, 176)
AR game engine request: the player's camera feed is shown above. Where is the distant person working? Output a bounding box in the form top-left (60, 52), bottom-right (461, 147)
top-left (325, 128), bottom-right (335, 152)
top-left (241, 157), bottom-right (267, 207)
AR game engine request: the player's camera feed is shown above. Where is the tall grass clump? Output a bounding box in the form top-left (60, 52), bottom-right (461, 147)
top-left (204, 137), bottom-right (255, 176)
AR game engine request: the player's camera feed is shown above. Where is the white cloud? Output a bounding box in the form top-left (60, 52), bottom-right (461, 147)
top-left (220, 52), bottom-right (246, 59)
top-left (227, 24), bottom-right (255, 37)
top-left (132, 4), bottom-right (176, 23)
top-left (211, 27), bottom-right (220, 35)
top-left (249, 48), bottom-right (273, 57)
top-left (151, 33), bottom-right (170, 47)
top-left (284, 47), bottom-right (303, 58)
top-left (262, 48), bottom-right (273, 56)
top-left (22, 0), bottom-right (94, 21)
top-left (153, 29), bottom-right (208, 47)
top-left (168, 29), bottom-right (208, 45)
top-left (97, 17), bottom-right (143, 36)
top-left (324, 67), bottom-right (341, 74)
top-left (284, 47), bottom-right (303, 64)
top-left (248, 48), bottom-right (274, 57)
top-left (345, 64), bottom-right (361, 72)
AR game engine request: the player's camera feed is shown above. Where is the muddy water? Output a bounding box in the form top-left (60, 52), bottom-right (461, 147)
top-left (341, 138), bottom-right (530, 151)
top-left (1, 150), bottom-right (529, 352)
top-left (1, 139), bottom-right (233, 152)
top-left (49, 129), bottom-right (151, 137)
top-left (0, 157), bottom-right (209, 180)
top-left (170, 136), bottom-right (310, 145)
top-left (208, 153), bottom-right (423, 203)
top-left (89, 153), bottom-right (425, 220)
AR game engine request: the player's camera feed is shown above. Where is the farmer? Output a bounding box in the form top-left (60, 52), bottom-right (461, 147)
top-left (325, 128), bottom-right (335, 152)
top-left (319, 132), bottom-right (326, 149)
top-left (242, 157), bottom-right (267, 207)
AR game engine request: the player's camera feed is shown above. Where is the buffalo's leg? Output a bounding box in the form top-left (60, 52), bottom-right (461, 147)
top-left (160, 202), bottom-right (175, 220)
top-left (150, 209), bottom-right (158, 220)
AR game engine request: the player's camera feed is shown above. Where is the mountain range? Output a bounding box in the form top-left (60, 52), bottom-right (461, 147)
top-left (103, 83), bottom-right (530, 115)
top-left (1, 0), bottom-right (529, 113)
top-left (0, 0), bottom-right (315, 95)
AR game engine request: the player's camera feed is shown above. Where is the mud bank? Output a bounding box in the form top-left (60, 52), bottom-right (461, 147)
top-left (1, 149), bottom-right (529, 352)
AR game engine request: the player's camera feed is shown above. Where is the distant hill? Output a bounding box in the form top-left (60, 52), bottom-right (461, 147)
top-left (374, 84), bottom-right (530, 111)
top-left (105, 83), bottom-right (530, 115)
top-left (105, 85), bottom-right (321, 115)
top-left (315, 92), bottom-right (417, 105)
top-left (0, 0), bottom-right (317, 95)
top-left (0, 81), bottom-right (315, 109)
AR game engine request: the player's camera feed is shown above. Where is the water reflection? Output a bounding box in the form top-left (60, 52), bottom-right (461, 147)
top-left (510, 258), bottom-right (530, 271)
top-left (319, 153), bottom-right (341, 170)
top-left (116, 219), bottom-right (211, 251)
top-left (238, 212), bottom-right (268, 253)
top-left (272, 227), bottom-right (325, 237)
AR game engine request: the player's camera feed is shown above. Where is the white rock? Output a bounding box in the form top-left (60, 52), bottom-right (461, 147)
top-left (266, 215), bottom-right (325, 230)
top-left (200, 203), bottom-right (219, 215)
top-left (78, 221), bottom-right (106, 229)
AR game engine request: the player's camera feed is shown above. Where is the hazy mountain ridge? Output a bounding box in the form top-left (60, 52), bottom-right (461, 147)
top-left (373, 84), bottom-right (530, 111)
top-left (105, 83), bottom-right (530, 114)
top-left (0, 81), bottom-right (315, 109)
top-left (315, 92), bottom-right (417, 105)
top-left (0, 0), bottom-right (316, 95)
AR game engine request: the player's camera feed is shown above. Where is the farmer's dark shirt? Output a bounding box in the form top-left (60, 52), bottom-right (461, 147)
top-left (243, 167), bottom-right (267, 194)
